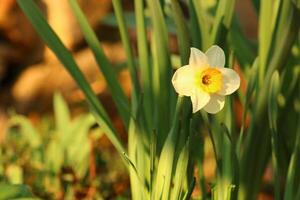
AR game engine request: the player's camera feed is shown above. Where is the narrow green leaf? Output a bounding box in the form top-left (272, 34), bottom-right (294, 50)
top-left (237, 58), bottom-right (258, 152)
top-left (284, 116), bottom-right (300, 199)
top-left (183, 177), bottom-right (196, 200)
top-left (293, 0), bottom-right (300, 8)
top-left (187, 0), bottom-right (201, 48)
top-left (112, 0), bottom-right (140, 107)
top-left (268, 71), bottom-right (281, 200)
top-left (191, 0), bottom-right (210, 49)
top-left (211, 0), bottom-right (236, 45)
top-left (134, 0), bottom-right (153, 130)
top-left (68, 0), bottom-right (130, 127)
top-left (17, 0), bottom-right (126, 156)
top-left (154, 97), bottom-right (183, 200)
top-left (223, 0), bottom-right (236, 29)
top-left (54, 92), bottom-right (70, 132)
top-left (147, 0), bottom-right (173, 145)
top-left (171, 139), bottom-right (190, 200)
top-left (127, 118), bottom-right (142, 200)
top-left (170, 0), bottom-right (190, 65)
top-left (229, 17), bottom-right (256, 68)
top-left (0, 183), bottom-right (33, 200)
top-left (9, 116), bottom-right (41, 148)
top-left (258, 0), bottom-right (281, 85)
top-left (268, 71), bottom-right (280, 133)
top-left (266, 0), bottom-right (300, 76)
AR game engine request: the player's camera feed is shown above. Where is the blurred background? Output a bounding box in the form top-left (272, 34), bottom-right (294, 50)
top-left (0, 0), bottom-right (264, 199)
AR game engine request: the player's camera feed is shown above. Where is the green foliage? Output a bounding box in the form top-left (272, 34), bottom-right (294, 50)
top-left (14, 0), bottom-right (300, 199)
top-left (0, 183), bottom-right (38, 200)
top-left (0, 93), bottom-right (110, 199)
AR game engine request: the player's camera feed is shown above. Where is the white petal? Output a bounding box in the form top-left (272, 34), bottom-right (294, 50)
top-left (217, 68), bottom-right (240, 95)
top-left (172, 65), bottom-right (196, 96)
top-left (203, 94), bottom-right (225, 114)
top-left (191, 89), bottom-right (210, 113)
top-left (205, 45), bottom-right (225, 67)
top-left (189, 47), bottom-right (209, 68)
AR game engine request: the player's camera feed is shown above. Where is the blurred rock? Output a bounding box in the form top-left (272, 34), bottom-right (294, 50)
top-left (43, 0), bottom-right (112, 60)
top-left (12, 42), bottom-right (129, 113)
top-left (0, 0), bottom-right (44, 67)
top-left (0, 0), bottom-right (112, 84)
top-left (0, 0), bottom-right (42, 49)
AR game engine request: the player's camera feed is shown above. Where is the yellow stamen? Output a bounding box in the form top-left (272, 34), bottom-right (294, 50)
top-left (199, 68), bottom-right (223, 93)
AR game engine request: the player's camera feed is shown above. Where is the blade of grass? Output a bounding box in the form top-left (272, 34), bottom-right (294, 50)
top-left (258, 0), bottom-right (280, 85)
top-left (170, 0), bottom-right (190, 65)
top-left (268, 71), bottom-right (281, 200)
top-left (0, 183), bottom-right (34, 199)
top-left (237, 58), bottom-right (258, 155)
top-left (239, 2), bottom-right (299, 199)
top-left (68, 0), bottom-right (130, 128)
top-left (112, 0), bottom-right (140, 108)
top-left (229, 17), bottom-right (256, 68)
top-left (171, 138), bottom-right (190, 200)
top-left (54, 93), bottom-right (71, 132)
top-left (147, 0), bottom-right (173, 150)
top-left (187, 0), bottom-right (201, 48)
top-left (127, 118), bottom-right (143, 200)
top-left (154, 97), bottom-right (183, 200)
top-left (284, 118), bottom-right (300, 200)
top-left (134, 0), bottom-right (153, 131)
top-left (191, 0), bottom-right (210, 49)
top-left (210, 0), bottom-right (236, 45)
top-left (17, 0), bottom-right (126, 156)
top-left (183, 177), bottom-right (196, 200)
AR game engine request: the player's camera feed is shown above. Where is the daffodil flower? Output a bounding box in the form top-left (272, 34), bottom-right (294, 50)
top-left (172, 45), bottom-right (240, 114)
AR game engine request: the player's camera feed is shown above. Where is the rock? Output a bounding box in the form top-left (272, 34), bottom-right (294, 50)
top-left (11, 42), bottom-right (129, 113)
top-left (0, 0), bottom-right (112, 84)
top-left (43, 0), bottom-right (112, 60)
top-left (0, 0), bottom-right (44, 64)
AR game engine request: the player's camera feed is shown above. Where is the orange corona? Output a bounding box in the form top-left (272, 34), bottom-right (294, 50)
top-left (199, 68), bottom-right (223, 93)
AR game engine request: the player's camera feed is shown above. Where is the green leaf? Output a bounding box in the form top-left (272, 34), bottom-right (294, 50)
top-left (211, 0), bottom-right (236, 45)
top-left (284, 116), bottom-right (300, 199)
top-left (6, 165), bottom-right (23, 184)
top-left (54, 92), bottom-right (70, 132)
top-left (268, 71), bottom-right (280, 133)
top-left (229, 17), bottom-right (256, 68)
top-left (0, 183), bottom-right (34, 200)
top-left (293, 0), bottom-right (300, 8)
top-left (170, 139), bottom-right (190, 200)
top-left (258, 0), bottom-right (279, 84)
top-left (17, 0), bottom-right (126, 157)
top-left (134, 0), bottom-right (153, 131)
top-left (191, 0), bottom-right (210, 49)
top-left (154, 97), bottom-right (183, 200)
top-left (67, 115), bottom-right (95, 178)
top-left (237, 58), bottom-right (258, 151)
top-left (9, 116), bottom-right (41, 148)
top-left (112, 0), bottom-right (139, 108)
top-left (183, 177), bottom-right (196, 200)
top-left (170, 0), bottom-right (190, 65)
top-left (187, 0), bottom-right (201, 48)
top-left (127, 118), bottom-right (144, 200)
top-left (147, 0), bottom-right (173, 149)
top-left (45, 139), bottom-right (64, 173)
top-left (268, 71), bottom-right (281, 200)
top-left (68, 0), bottom-right (130, 128)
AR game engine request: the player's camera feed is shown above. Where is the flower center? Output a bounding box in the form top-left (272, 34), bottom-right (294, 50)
top-left (199, 68), bottom-right (223, 93)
